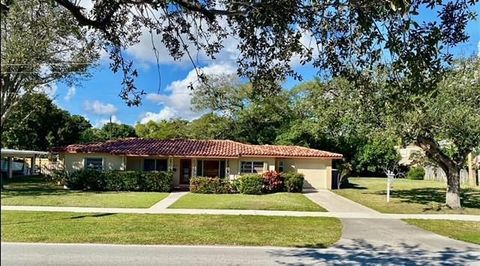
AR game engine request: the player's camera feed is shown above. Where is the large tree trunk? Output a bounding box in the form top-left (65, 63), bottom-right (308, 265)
top-left (445, 167), bottom-right (461, 209)
top-left (416, 135), bottom-right (466, 209)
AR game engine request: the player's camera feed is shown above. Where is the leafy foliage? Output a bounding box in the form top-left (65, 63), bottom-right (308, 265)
top-left (1, 0), bottom-right (98, 127)
top-left (2, 93), bottom-right (92, 150)
top-left (237, 174), bottom-right (264, 195)
top-left (282, 172), bottom-right (305, 193)
top-left (261, 171), bottom-right (284, 193)
top-left (189, 177), bottom-right (232, 194)
top-left (65, 170), bottom-right (173, 192)
top-left (37, 0), bottom-right (475, 106)
top-left (80, 122), bottom-right (137, 143)
top-left (407, 167), bottom-right (425, 180)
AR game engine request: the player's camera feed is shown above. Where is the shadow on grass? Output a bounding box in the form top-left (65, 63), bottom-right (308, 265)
top-left (1, 176), bottom-right (111, 198)
top-left (341, 183), bottom-right (367, 190)
top-left (2, 213), bottom-right (117, 225)
top-left (372, 188), bottom-right (480, 209)
top-left (271, 239), bottom-right (480, 265)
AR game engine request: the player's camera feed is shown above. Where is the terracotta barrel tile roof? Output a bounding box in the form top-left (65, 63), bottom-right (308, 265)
top-left (52, 138), bottom-right (342, 159)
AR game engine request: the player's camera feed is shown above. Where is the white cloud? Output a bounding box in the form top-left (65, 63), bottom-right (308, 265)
top-left (64, 86), bottom-right (76, 101)
top-left (139, 107), bottom-right (177, 123)
top-left (94, 115), bottom-right (121, 128)
top-left (83, 100), bottom-right (118, 115)
top-left (139, 63), bottom-right (236, 123)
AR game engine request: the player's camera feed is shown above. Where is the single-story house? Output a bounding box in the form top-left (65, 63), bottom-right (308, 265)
top-left (52, 138), bottom-right (343, 190)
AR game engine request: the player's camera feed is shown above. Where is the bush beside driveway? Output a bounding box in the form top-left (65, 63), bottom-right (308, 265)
top-left (1, 211), bottom-right (341, 247)
top-left (334, 178), bottom-right (480, 215)
top-left (168, 193), bottom-right (327, 212)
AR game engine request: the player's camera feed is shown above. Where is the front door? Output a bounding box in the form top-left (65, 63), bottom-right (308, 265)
top-left (180, 159), bottom-right (191, 184)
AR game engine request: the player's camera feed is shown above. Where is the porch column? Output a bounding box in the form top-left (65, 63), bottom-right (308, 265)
top-left (7, 157), bottom-right (13, 178)
top-left (225, 159), bottom-right (230, 178)
top-left (121, 156), bottom-right (126, 171)
top-left (192, 158), bottom-right (197, 177)
top-left (168, 157), bottom-right (174, 171)
top-left (30, 155), bottom-right (36, 175)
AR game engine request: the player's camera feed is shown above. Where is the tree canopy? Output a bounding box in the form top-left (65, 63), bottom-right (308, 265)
top-left (9, 0), bottom-right (474, 105)
top-left (0, 0), bottom-right (99, 128)
top-left (2, 93), bottom-right (92, 150)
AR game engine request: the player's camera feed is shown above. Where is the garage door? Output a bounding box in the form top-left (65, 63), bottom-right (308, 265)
top-left (294, 160), bottom-right (327, 190)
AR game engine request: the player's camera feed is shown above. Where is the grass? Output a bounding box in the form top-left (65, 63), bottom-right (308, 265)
top-left (334, 178), bottom-right (480, 214)
top-left (1, 211), bottom-right (341, 247)
top-left (169, 193), bottom-right (326, 212)
top-left (1, 176), bottom-right (169, 208)
top-left (404, 219), bottom-right (480, 245)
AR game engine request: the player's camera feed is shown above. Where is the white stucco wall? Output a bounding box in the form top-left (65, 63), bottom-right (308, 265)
top-left (61, 153), bottom-right (125, 173)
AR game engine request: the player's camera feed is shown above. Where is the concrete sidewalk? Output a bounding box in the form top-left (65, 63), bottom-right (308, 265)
top-left (148, 191), bottom-right (188, 210)
top-left (2, 205), bottom-right (480, 221)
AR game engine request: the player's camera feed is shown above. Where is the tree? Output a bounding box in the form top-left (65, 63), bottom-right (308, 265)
top-left (188, 113), bottom-right (233, 140)
top-left (301, 58), bottom-right (480, 208)
top-left (2, 93), bottom-right (92, 150)
top-left (0, 0), bottom-right (99, 129)
top-left (80, 122), bottom-right (137, 143)
top-left (277, 80), bottom-right (400, 178)
top-left (16, 0), bottom-right (472, 104)
top-left (101, 122), bottom-right (137, 139)
top-left (135, 120), bottom-right (190, 139)
top-left (192, 75), bottom-right (294, 144)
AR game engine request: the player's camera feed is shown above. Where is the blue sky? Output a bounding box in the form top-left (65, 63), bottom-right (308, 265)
top-left (50, 5), bottom-right (480, 128)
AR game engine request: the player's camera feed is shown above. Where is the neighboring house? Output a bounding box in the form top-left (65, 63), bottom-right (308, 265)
top-left (397, 144), bottom-right (424, 166)
top-left (52, 138), bottom-right (343, 190)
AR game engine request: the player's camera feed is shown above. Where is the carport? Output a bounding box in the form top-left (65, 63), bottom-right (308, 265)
top-left (1, 149), bottom-right (49, 178)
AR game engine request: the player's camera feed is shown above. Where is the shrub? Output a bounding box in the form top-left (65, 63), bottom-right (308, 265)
top-left (66, 169), bottom-right (106, 190)
top-left (230, 178), bottom-right (241, 193)
top-left (237, 174), bottom-right (263, 194)
top-left (407, 167), bottom-right (425, 180)
top-left (142, 171), bottom-right (173, 192)
top-left (282, 172), bottom-right (304, 192)
top-left (46, 169), bottom-right (68, 185)
top-left (190, 177), bottom-right (231, 194)
top-left (65, 170), bottom-right (173, 192)
top-left (262, 170), bottom-right (284, 193)
top-left (104, 171), bottom-right (139, 191)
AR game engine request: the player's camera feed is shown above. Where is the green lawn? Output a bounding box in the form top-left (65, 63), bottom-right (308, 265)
top-left (1, 211), bottom-right (341, 247)
top-left (1, 176), bottom-right (169, 208)
top-left (335, 178), bottom-right (480, 214)
top-left (169, 193), bottom-right (326, 211)
top-left (404, 219), bottom-right (480, 245)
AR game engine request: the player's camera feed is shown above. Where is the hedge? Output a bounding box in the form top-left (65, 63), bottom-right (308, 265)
top-left (282, 172), bottom-right (304, 192)
top-left (237, 174), bottom-right (264, 194)
top-left (190, 177), bottom-right (231, 193)
top-left (64, 170), bottom-right (173, 192)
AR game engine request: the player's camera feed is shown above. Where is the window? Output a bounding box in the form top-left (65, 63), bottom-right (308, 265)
top-left (143, 159), bottom-right (168, 171)
top-left (241, 161), bottom-right (264, 173)
top-left (85, 158), bottom-right (103, 170)
top-left (196, 160), bottom-right (226, 178)
top-left (278, 161), bottom-right (284, 172)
